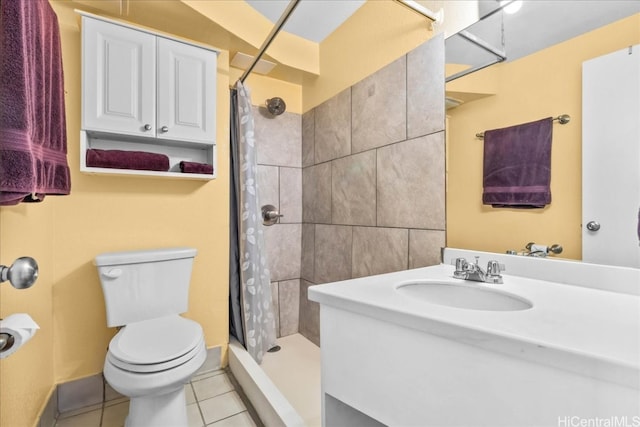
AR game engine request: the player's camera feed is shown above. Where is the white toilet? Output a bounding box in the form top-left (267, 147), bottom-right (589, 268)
top-left (95, 247), bottom-right (206, 427)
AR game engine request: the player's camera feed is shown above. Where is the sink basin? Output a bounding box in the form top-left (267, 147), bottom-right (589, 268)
top-left (396, 281), bottom-right (533, 311)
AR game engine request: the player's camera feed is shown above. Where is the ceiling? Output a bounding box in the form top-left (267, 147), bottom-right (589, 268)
top-left (245, 0), bottom-right (640, 68)
top-left (448, 0), bottom-right (640, 67)
top-left (245, 0), bottom-right (366, 43)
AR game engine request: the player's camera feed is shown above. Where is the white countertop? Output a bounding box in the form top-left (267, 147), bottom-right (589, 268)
top-left (308, 263), bottom-right (640, 388)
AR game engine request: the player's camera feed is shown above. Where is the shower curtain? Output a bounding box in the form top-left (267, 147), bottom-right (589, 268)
top-left (229, 81), bottom-right (277, 363)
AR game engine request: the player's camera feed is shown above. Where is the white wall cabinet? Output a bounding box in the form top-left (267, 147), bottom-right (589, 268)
top-left (157, 37), bottom-right (216, 144)
top-left (80, 13), bottom-right (218, 179)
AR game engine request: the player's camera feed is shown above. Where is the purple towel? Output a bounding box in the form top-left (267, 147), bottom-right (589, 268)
top-left (86, 149), bottom-right (170, 172)
top-left (482, 117), bottom-right (553, 208)
top-left (179, 161), bottom-right (213, 175)
top-left (0, 0), bottom-right (71, 206)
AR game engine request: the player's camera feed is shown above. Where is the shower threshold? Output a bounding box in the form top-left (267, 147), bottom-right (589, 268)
top-left (229, 334), bottom-right (321, 427)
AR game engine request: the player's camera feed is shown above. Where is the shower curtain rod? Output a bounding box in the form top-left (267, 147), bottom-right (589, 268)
top-left (393, 0), bottom-right (443, 23)
top-left (238, 0), bottom-right (442, 84)
top-left (475, 115), bottom-right (571, 139)
top-left (239, 0), bottom-right (301, 84)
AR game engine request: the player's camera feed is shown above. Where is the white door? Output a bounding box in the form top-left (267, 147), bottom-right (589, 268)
top-left (157, 38), bottom-right (217, 144)
top-left (582, 45), bottom-right (640, 268)
top-left (82, 18), bottom-right (156, 137)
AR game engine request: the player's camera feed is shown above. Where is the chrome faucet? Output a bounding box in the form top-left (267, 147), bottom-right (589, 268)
top-left (453, 257), bottom-right (504, 284)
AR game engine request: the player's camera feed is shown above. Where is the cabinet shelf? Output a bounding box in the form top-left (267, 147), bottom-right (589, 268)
top-left (81, 131), bottom-right (216, 180)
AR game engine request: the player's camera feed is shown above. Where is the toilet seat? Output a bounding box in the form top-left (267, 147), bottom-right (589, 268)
top-left (108, 315), bottom-right (204, 373)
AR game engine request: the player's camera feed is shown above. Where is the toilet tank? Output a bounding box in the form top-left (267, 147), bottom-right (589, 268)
top-left (94, 247), bottom-right (197, 327)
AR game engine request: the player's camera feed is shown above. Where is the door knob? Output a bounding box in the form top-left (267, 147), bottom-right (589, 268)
top-left (586, 221), bottom-right (600, 231)
top-left (0, 257), bottom-right (38, 289)
top-left (261, 204), bottom-right (283, 226)
top-left (160, 126), bottom-right (169, 133)
top-left (143, 124), bottom-right (152, 131)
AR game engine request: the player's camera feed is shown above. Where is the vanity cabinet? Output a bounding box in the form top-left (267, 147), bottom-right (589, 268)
top-left (309, 250), bottom-right (640, 426)
top-left (80, 14), bottom-right (217, 179)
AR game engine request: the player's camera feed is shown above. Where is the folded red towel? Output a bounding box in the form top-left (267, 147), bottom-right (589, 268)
top-left (180, 161), bottom-right (214, 175)
top-left (86, 149), bottom-right (169, 172)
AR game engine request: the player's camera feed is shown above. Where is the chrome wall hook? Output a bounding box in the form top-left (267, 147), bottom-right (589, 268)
top-left (0, 257), bottom-right (39, 289)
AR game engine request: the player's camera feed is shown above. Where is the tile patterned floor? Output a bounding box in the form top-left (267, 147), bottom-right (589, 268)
top-left (54, 369), bottom-right (261, 427)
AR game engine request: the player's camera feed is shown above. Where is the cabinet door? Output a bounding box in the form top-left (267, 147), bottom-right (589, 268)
top-left (82, 17), bottom-right (156, 137)
top-left (157, 38), bottom-right (217, 144)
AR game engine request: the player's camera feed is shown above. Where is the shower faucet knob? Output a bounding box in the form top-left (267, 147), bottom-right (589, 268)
top-left (261, 204), bottom-right (284, 226)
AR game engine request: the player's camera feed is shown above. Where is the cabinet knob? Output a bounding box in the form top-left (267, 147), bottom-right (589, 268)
top-left (160, 126), bottom-right (169, 133)
top-left (143, 124), bottom-right (152, 131)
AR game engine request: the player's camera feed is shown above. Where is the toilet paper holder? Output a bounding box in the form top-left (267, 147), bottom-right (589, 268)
top-left (0, 331), bottom-right (14, 353)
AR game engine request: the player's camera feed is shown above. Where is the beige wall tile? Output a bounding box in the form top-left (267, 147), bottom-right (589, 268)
top-left (352, 56), bottom-right (407, 153)
top-left (302, 109), bottom-right (315, 167)
top-left (257, 165), bottom-right (279, 210)
top-left (278, 279), bottom-right (300, 337)
top-left (407, 34), bottom-right (445, 139)
top-left (263, 223), bottom-right (301, 281)
top-left (314, 224), bottom-right (352, 283)
top-left (332, 151), bottom-right (377, 226)
top-left (315, 89), bottom-right (351, 163)
top-left (409, 229), bottom-right (446, 269)
top-left (301, 224), bottom-right (315, 282)
top-left (302, 163), bottom-right (332, 223)
top-left (299, 280), bottom-right (320, 347)
top-left (253, 107), bottom-right (301, 167)
top-left (270, 281), bottom-right (280, 337)
top-left (352, 227), bottom-right (409, 278)
top-left (279, 167), bottom-right (302, 223)
top-left (377, 132), bottom-right (445, 229)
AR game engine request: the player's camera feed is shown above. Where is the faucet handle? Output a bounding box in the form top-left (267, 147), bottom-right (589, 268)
top-left (487, 260), bottom-right (504, 274)
top-left (454, 257), bottom-right (468, 271)
top-left (453, 257), bottom-right (468, 278)
top-left (486, 260), bottom-right (505, 283)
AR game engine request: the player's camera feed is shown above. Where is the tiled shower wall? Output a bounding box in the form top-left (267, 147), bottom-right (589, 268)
top-left (299, 35), bottom-right (446, 345)
top-left (253, 106), bottom-right (303, 338)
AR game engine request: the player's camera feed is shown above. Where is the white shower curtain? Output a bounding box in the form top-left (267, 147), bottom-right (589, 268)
top-left (229, 81), bottom-right (277, 363)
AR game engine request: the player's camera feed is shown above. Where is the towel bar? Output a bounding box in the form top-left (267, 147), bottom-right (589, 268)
top-left (476, 114), bottom-right (570, 139)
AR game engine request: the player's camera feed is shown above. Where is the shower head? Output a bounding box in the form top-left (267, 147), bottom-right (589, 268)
top-left (266, 97), bottom-right (286, 116)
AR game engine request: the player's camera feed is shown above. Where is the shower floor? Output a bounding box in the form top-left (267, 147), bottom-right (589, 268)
top-left (261, 334), bottom-right (321, 427)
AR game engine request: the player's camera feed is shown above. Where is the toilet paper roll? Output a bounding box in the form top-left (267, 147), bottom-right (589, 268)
top-left (0, 313), bottom-right (40, 359)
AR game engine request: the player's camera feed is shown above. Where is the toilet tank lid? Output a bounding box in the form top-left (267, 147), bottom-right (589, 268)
top-left (94, 247), bottom-right (197, 266)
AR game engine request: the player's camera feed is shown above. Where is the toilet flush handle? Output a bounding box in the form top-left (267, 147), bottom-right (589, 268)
top-left (102, 268), bottom-right (123, 279)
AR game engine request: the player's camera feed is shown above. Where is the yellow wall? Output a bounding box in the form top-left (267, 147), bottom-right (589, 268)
top-left (446, 14), bottom-right (640, 259)
top-left (303, 0), bottom-right (434, 112)
top-left (230, 67), bottom-right (303, 114)
top-left (301, 1), bottom-right (478, 112)
top-left (0, 204), bottom-right (55, 427)
top-left (0, 2), bottom-right (232, 425)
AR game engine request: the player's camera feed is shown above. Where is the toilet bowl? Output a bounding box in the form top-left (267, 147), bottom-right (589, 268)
top-left (104, 316), bottom-right (206, 426)
top-left (95, 248), bottom-right (205, 427)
